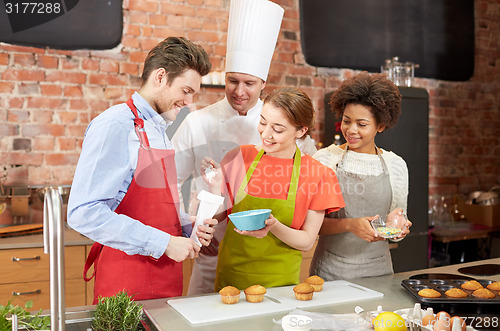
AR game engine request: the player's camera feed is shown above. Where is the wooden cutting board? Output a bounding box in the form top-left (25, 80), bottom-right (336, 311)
top-left (167, 280), bottom-right (383, 324)
top-left (0, 223), bottom-right (43, 237)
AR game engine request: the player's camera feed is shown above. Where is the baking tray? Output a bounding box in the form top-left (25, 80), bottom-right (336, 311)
top-left (402, 278), bottom-right (500, 315)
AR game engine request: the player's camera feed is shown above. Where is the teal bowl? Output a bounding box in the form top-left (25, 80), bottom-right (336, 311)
top-left (228, 209), bottom-right (271, 231)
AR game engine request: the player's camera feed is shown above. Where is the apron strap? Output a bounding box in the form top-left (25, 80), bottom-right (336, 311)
top-left (235, 146), bottom-right (301, 206)
top-left (126, 98), bottom-right (151, 150)
top-left (126, 97), bottom-right (172, 201)
top-left (83, 242), bottom-right (104, 282)
top-left (287, 146), bottom-right (301, 204)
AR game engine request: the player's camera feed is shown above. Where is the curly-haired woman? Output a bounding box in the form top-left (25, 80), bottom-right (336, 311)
top-left (310, 72), bottom-right (412, 280)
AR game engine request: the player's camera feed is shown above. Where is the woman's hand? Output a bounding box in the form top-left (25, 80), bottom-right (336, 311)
top-left (199, 237), bottom-right (219, 256)
top-left (196, 218), bottom-right (218, 247)
top-left (389, 208), bottom-right (412, 241)
top-left (233, 214), bottom-right (278, 238)
top-left (349, 216), bottom-right (385, 242)
top-left (200, 157), bottom-right (223, 194)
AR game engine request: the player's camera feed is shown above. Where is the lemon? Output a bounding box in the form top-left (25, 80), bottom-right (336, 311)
top-left (373, 311), bottom-right (407, 331)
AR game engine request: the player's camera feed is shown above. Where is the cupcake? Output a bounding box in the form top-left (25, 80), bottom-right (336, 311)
top-left (417, 288), bottom-right (441, 298)
top-left (487, 281), bottom-right (500, 291)
top-left (219, 286), bottom-right (241, 304)
top-left (472, 288), bottom-right (495, 299)
top-left (460, 280), bottom-right (483, 291)
top-left (445, 288), bottom-right (468, 298)
top-left (305, 275), bottom-right (324, 292)
top-left (244, 285), bottom-right (267, 303)
top-left (293, 283), bottom-right (314, 301)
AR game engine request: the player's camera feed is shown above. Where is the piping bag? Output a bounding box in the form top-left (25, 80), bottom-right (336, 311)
top-left (190, 190), bottom-right (224, 246)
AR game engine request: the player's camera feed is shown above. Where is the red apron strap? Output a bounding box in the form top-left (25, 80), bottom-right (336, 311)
top-left (84, 242), bottom-right (104, 282)
top-left (126, 98), bottom-right (151, 149)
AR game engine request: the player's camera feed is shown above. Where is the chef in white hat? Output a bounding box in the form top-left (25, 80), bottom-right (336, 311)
top-left (172, 0), bottom-right (317, 295)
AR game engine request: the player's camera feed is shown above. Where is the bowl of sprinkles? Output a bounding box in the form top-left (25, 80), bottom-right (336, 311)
top-left (371, 213), bottom-right (405, 239)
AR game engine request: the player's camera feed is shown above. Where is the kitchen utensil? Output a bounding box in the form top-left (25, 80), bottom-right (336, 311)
top-left (490, 186), bottom-right (500, 198)
top-left (476, 191), bottom-right (499, 205)
top-left (371, 213), bottom-right (405, 239)
top-left (228, 208), bottom-right (271, 231)
top-left (381, 57), bottom-right (419, 87)
top-left (401, 278), bottom-right (500, 314)
top-left (468, 191), bottom-right (482, 201)
top-left (190, 190), bottom-right (224, 246)
top-left (409, 273), bottom-right (474, 281)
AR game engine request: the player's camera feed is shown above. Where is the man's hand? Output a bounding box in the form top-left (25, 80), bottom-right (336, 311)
top-left (164, 236), bottom-right (200, 262)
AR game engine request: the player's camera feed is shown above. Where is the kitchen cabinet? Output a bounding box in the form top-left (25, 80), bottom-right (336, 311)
top-left (0, 246), bottom-right (88, 310)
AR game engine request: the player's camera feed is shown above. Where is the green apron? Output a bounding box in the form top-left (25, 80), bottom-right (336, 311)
top-left (215, 147), bottom-right (303, 291)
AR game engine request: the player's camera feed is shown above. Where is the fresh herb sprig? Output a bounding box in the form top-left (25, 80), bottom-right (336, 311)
top-left (92, 291), bottom-right (143, 331)
top-left (0, 299), bottom-right (51, 331)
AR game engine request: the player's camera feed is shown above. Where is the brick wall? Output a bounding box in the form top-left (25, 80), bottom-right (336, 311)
top-left (1, 0), bottom-right (499, 201)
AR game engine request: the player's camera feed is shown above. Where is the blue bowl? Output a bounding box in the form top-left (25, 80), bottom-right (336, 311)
top-left (228, 209), bottom-right (271, 231)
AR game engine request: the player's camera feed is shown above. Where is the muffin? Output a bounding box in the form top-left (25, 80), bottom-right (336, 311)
top-left (472, 288), bottom-right (495, 299)
top-left (445, 288), bottom-right (468, 298)
top-left (418, 288), bottom-right (441, 298)
top-left (460, 280), bottom-right (483, 291)
top-left (219, 286), bottom-right (241, 304)
top-left (487, 281), bottom-right (500, 291)
top-left (305, 275), bottom-right (324, 292)
top-left (293, 283), bottom-right (314, 301)
top-left (244, 285), bottom-right (267, 303)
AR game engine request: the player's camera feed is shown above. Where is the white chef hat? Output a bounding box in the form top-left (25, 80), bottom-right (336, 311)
top-left (225, 0), bottom-right (284, 82)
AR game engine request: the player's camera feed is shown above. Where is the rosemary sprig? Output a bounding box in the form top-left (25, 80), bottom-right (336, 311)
top-left (92, 291), bottom-right (143, 331)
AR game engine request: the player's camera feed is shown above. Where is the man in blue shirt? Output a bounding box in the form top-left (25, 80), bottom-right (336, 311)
top-left (68, 37), bottom-right (216, 302)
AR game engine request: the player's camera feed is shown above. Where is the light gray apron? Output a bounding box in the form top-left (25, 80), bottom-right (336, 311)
top-left (310, 147), bottom-right (393, 280)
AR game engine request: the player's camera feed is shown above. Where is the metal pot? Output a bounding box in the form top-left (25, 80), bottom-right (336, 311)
top-left (476, 191), bottom-right (499, 205)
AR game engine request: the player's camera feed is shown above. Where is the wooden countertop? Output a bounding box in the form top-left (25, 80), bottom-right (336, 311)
top-left (0, 226), bottom-right (94, 250)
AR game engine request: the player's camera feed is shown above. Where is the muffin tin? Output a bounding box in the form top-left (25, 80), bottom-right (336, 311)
top-left (401, 278), bottom-right (500, 306)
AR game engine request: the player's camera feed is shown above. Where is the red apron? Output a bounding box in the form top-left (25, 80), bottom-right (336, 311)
top-left (83, 98), bottom-right (183, 303)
